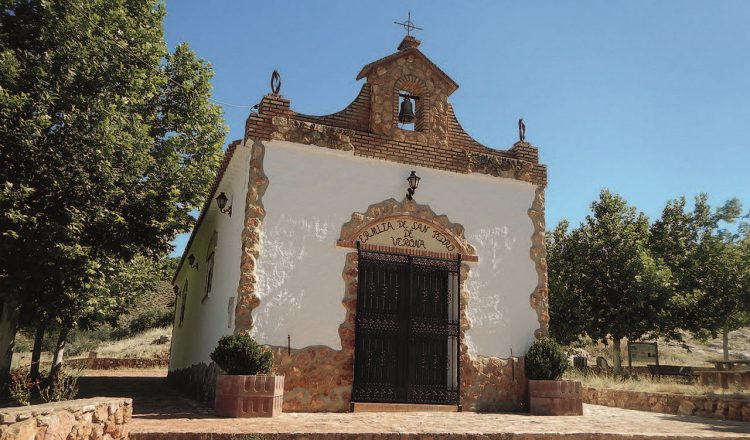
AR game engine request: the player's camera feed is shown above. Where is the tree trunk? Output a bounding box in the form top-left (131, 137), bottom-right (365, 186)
top-left (612, 337), bottom-right (622, 374)
top-left (30, 322), bottom-right (46, 380)
top-left (723, 325), bottom-right (730, 361)
top-left (51, 326), bottom-right (69, 373)
top-left (0, 297), bottom-right (21, 386)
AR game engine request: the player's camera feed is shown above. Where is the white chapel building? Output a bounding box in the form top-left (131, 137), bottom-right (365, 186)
top-left (169, 35), bottom-right (549, 412)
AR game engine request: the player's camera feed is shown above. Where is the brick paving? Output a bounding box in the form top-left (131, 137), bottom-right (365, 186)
top-left (77, 370), bottom-right (750, 439)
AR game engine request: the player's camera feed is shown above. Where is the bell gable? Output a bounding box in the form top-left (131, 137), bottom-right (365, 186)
top-left (356, 36), bottom-right (458, 145)
top-left (243, 36), bottom-right (547, 187)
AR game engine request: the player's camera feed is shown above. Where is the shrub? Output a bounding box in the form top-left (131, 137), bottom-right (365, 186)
top-left (40, 367), bottom-right (80, 402)
top-left (127, 309), bottom-right (173, 335)
top-left (66, 327), bottom-right (112, 356)
top-left (210, 334), bottom-right (273, 375)
top-left (525, 336), bottom-right (568, 381)
top-left (8, 366), bottom-right (36, 405)
top-left (110, 308), bottom-right (173, 340)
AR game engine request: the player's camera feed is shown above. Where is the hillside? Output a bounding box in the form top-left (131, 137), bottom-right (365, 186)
top-left (580, 328), bottom-right (750, 368)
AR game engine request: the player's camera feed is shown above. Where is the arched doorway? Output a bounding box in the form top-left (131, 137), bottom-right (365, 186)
top-left (338, 198), bottom-right (477, 406)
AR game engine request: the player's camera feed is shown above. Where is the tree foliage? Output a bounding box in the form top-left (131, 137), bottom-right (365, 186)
top-left (0, 0), bottom-right (226, 381)
top-left (548, 190), bottom-right (672, 370)
top-left (650, 195), bottom-right (749, 359)
top-left (549, 190), bottom-right (749, 366)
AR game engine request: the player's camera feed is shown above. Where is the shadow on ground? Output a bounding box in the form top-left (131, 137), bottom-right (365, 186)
top-left (77, 374), bottom-right (215, 420)
top-left (656, 412), bottom-right (750, 435)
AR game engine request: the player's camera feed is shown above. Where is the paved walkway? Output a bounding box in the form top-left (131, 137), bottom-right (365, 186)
top-left (77, 370), bottom-right (750, 439)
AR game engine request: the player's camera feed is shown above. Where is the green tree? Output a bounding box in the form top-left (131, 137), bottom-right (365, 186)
top-left (0, 0), bottom-right (226, 383)
top-left (651, 195), bottom-right (748, 360)
top-left (547, 220), bottom-right (587, 346)
top-left (547, 190), bottom-right (672, 371)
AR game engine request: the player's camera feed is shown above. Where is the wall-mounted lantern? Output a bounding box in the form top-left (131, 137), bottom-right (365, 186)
top-left (215, 192), bottom-right (232, 217)
top-left (406, 171), bottom-right (421, 201)
top-left (187, 254), bottom-right (198, 269)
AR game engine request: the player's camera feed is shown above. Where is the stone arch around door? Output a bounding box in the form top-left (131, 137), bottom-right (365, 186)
top-left (337, 198), bottom-right (485, 409)
top-left (337, 197), bottom-right (477, 260)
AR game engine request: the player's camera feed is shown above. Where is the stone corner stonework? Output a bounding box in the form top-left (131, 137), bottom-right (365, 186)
top-left (528, 186), bottom-right (549, 338)
top-left (234, 139), bottom-right (268, 334)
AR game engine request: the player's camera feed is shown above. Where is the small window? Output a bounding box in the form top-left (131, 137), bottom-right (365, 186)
top-left (203, 252), bottom-right (215, 301)
top-left (179, 280), bottom-right (188, 327)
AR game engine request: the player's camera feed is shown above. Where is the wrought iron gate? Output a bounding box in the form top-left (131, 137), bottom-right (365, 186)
top-left (352, 244), bottom-right (461, 405)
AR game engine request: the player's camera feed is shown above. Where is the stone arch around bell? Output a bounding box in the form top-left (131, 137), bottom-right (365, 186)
top-left (393, 75), bottom-right (431, 133)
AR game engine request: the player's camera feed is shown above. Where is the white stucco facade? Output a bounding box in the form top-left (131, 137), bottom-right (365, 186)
top-left (170, 138), bottom-right (541, 370)
top-left (169, 142), bottom-right (250, 371)
top-left (251, 140), bottom-right (539, 358)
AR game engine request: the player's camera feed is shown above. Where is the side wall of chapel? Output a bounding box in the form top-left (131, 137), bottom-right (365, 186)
top-left (169, 143), bottom-right (250, 373)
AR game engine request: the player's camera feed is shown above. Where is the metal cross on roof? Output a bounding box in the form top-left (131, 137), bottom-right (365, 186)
top-left (394, 11), bottom-right (423, 36)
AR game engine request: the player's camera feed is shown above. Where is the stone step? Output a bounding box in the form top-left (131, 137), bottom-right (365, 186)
top-left (350, 402), bottom-right (460, 412)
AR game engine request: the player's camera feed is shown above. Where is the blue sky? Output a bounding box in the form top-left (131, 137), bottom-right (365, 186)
top-left (166, 1), bottom-right (750, 256)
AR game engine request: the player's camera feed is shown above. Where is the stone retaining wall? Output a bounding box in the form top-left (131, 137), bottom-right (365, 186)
top-left (698, 371), bottom-right (750, 389)
top-left (0, 397), bottom-right (131, 439)
top-left (583, 387), bottom-right (750, 421)
top-left (67, 357), bottom-right (169, 370)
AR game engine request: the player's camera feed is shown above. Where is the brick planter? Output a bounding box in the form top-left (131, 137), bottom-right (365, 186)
top-left (528, 380), bottom-right (583, 416)
top-left (214, 374), bottom-right (284, 417)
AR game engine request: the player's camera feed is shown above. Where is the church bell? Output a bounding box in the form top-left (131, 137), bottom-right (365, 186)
top-left (398, 95), bottom-right (417, 124)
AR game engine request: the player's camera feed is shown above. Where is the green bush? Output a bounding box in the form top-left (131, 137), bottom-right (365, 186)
top-left (110, 308), bottom-right (172, 340)
top-left (525, 337), bottom-right (568, 380)
top-left (66, 327), bottom-right (113, 356)
top-left (128, 309), bottom-right (173, 335)
top-left (210, 334), bottom-right (273, 375)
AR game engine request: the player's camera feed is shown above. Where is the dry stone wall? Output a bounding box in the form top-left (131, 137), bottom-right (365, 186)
top-left (583, 387), bottom-right (750, 422)
top-left (67, 357), bottom-right (168, 370)
top-left (0, 397), bottom-right (131, 440)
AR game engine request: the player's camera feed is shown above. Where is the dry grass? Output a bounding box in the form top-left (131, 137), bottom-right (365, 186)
top-left (576, 328), bottom-right (750, 369)
top-left (565, 369), bottom-right (749, 398)
top-left (92, 326), bottom-right (171, 359)
top-left (11, 326), bottom-right (171, 369)
top-left (10, 352), bottom-right (52, 369)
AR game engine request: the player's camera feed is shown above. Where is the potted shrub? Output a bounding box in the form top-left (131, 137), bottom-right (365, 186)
top-left (211, 334), bottom-right (283, 417)
top-left (525, 337), bottom-right (582, 416)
